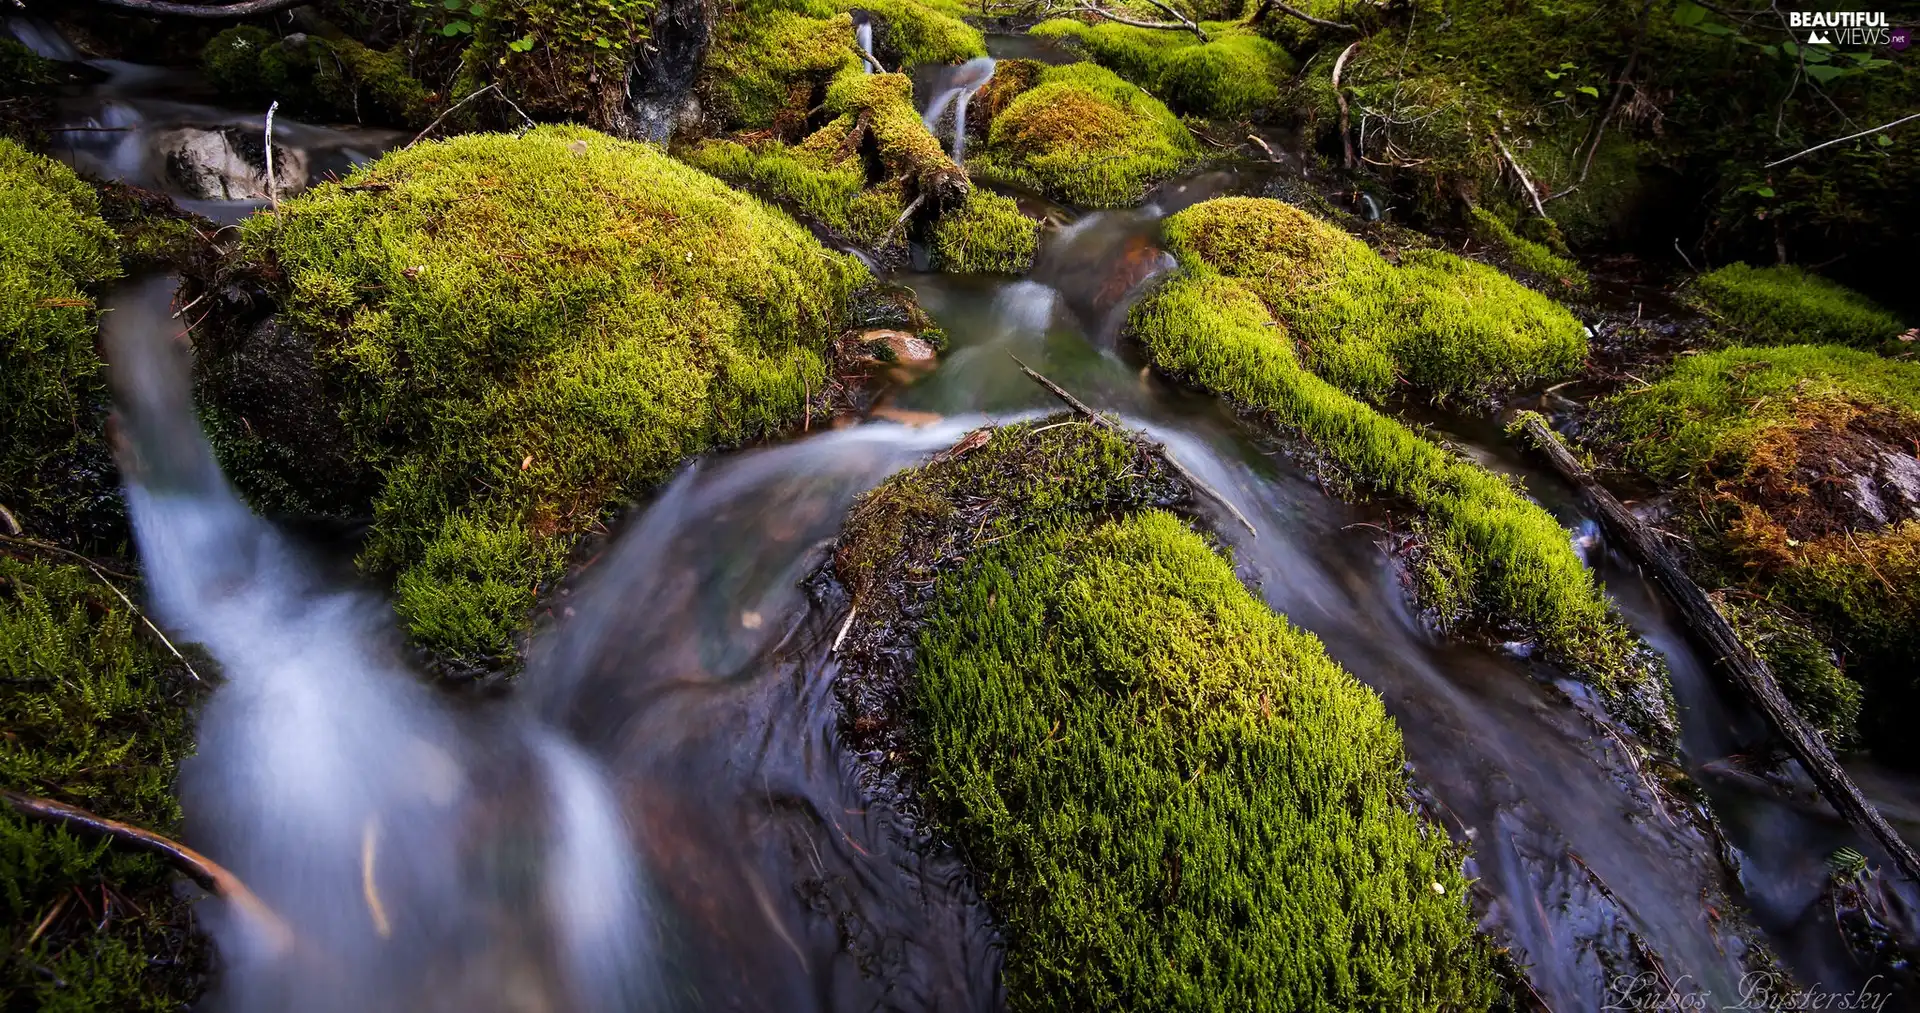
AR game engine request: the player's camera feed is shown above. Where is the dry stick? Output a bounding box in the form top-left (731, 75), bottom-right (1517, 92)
top-left (1135, 0), bottom-right (1208, 40)
top-left (87, 0), bottom-right (311, 15)
top-left (1515, 414), bottom-right (1920, 885)
top-left (1247, 0), bottom-right (1358, 31)
top-left (1764, 111), bottom-right (1920, 169)
top-left (1489, 130), bottom-right (1546, 218)
top-left (1331, 43), bottom-right (1360, 171)
top-left (407, 83), bottom-right (499, 147)
top-left (263, 101), bottom-right (279, 214)
top-left (1007, 354), bottom-right (1258, 537)
top-left (87, 564), bottom-right (202, 684)
top-left (2, 791), bottom-right (294, 952)
top-left (878, 192), bottom-right (928, 248)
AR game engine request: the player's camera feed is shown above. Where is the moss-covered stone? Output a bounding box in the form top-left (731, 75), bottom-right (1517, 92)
top-left (1467, 205), bottom-right (1589, 295)
top-left (929, 188), bottom-right (1039, 273)
top-left (201, 26), bottom-right (429, 128)
top-left (197, 126), bottom-right (868, 669)
top-left (1166, 197), bottom-right (1586, 402)
top-left (832, 420), bottom-right (1497, 1012)
top-left (0, 553), bottom-right (207, 1011)
top-left (462, 0), bottom-right (653, 127)
top-left (1685, 263), bottom-right (1907, 350)
top-left (970, 61), bottom-right (1200, 208)
top-left (0, 140), bottom-right (124, 553)
top-left (1129, 202), bottom-right (1665, 731)
top-left (1607, 344), bottom-right (1920, 762)
top-left (1030, 18), bottom-right (1294, 120)
top-left (1723, 596), bottom-right (1860, 748)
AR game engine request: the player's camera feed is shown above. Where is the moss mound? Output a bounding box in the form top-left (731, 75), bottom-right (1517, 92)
top-left (1467, 206), bottom-right (1588, 295)
top-left (0, 140), bottom-right (124, 552)
top-left (1607, 344), bottom-right (1920, 759)
top-left (200, 126), bottom-right (868, 668)
top-left (929, 189), bottom-right (1040, 274)
top-left (1, 554), bottom-right (206, 1010)
top-left (1166, 197), bottom-right (1586, 402)
top-left (202, 26), bottom-right (428, 128)
top-left (1030, 18), bottom-right (1293, 120)
top-left (1686, 263), bottom-right (1907, 350)
top-left (835, 421), bottom-right (1496, 1012)
top-left (970, 62), bottom-right (1199, 209)
top-left (1130, 207), bottom-right (1663, 731)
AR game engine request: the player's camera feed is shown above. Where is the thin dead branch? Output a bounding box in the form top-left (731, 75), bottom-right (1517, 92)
top-left (1489, 129), bottom-right (1546, 218)
top-left (1764, 111), bottom-right (1920, 168)
top-left (1247, 0), bottom-right (1358, 31)
top-left (408, 83), bottom-right (498, 147)
top-left (1059, 5), bottom-right (1205, 37)
top-left (263, 101), bottom-right (280, 214)
top-left (1332, 42), bottom-right (1360, 171)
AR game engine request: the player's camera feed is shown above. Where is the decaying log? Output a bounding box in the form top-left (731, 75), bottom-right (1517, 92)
top-left (1514, 412), bottom-right (1920, 885)
top-left (3, 790), bottom-right (295, 951)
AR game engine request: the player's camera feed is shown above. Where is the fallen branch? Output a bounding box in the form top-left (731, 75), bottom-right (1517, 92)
top-left (878, 192), bottom-right (928, 248)
top-left (263, 101), bottom-right (280, 214)
top-left (1135, 0), bottom-right (1208, 40)
top-left (1247, 0), bottom-right (1358, 31)
top-left (1332, 43), bottom-right (1360, 171)
top-left (86, 0), bottom-right (311, 15)
top-left (2, 791), bottom-right (294, 952)
top-left (1764, 111), bottom-right (1920, 169)
top-left (1059, 5), bottom-right (1205, 37)
top-left (1514, 413), bottom-right (1920, 886)
top-left (1489, 129), bottom-right (1546, 218)
top-left (1008, 354), bottom-right (1257, 537)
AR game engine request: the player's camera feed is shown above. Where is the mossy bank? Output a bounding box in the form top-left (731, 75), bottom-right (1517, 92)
top-left (1129, 197), bottom-right (1670, 735)
top-left (829, 419), bottom-right (1499, 1012)
top-left (192, 125), bottom-right (869, 671)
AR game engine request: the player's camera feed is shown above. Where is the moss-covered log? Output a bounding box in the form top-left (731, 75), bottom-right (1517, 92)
top-left (193, 126), bottom-right (869, 670)
top-left (831, 419), bottom-right (1499, 1012)
top-left (1129, 197), bottom-right (1669, 734)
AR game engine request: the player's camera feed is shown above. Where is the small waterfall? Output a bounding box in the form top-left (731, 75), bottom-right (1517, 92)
top-left (854, 15), bottom-right (874, 74)
top-left (920, 57), bottom-right (996, 161)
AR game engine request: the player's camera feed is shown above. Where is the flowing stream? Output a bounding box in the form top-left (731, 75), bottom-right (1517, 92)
top-left (26, 19), bottom-right (1920, 1011)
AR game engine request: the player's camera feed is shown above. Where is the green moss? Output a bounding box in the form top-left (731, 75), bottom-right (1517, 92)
top-left (201, 26), bottom-right (429, 127)
top-left (0, 554), bottom-right (205, 1010)
top-left (824, 70), bottom-right (966, 194)
top-left (1030, 18), bottom-right (1293, 120)
top-left (0, 140), bottom-right (124, 552)
top-left (211, 126), bottom-right (867, 666)
top-left (1686, 263), bottom-right (1907, 350)
top-left (1723, 597), bottom-right (1860, 748)
top-left (817, 0), bottom-right (985, 65)
top-left (1165, 197), bottom-right (1586, 402)
top-left (1129, 219), bottom-right (1659, 724)
top-left (1607, 344), bottom-right (1920, 486)
top-left (0, 37), bottom-right (56, 86)
top-left (684, 134), bottom-right (904, 247)
top-left (837, 421), bottom-right (1495, 1012)
top-left (1468, 206), bottom-right (1589, 294)
top-left (705, 8), bottom-right (860, 130)
top-left (465, 0), bottom-right (653, 126)
top-left (971, 62), bottom-right (1200, 209)
top-left (929, 188), bottom-right (1039, 274)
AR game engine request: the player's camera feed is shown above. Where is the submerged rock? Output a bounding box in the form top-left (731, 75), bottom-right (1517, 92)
top-left (191, 125), bottom-right (869, 670)
top-left (828, 419), bottom-right (1500, 1011)
top-left (159, 124), bottom-right (307, 201)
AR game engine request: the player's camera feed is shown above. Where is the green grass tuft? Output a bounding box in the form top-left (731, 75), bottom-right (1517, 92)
top-left (930, 189), bottom-right (1040, 274)
top-left (1685, 263), bottom-right (1907, 349)
top-left (970, 62), bottom-right (1200, 209)
top-left (1, 554), bottom-right (205, 1010)
top-left (1164, 197), bottom-right (1587, 402)
top-left (1030, 18), bottom-right (1294, 120)
top-left (0, 139), bottom-right (124, 552)
top-left (211, 126), bottom-right (868, 666)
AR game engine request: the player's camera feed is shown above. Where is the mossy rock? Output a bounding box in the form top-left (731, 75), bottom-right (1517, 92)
top-left (0, 553), bottom-right (207, 1010)
top-left (1030, 18), bottom-right (1294, 120)
top-left (1128, 201), bottom-right (1667, 734)
top-left (1467, 205), bottom-right (1589, 295)
top-left (969, 61), bottom-right (1200, 209)
top-left (1684, 263), bottom-right (1908, 350)
top-left (1606, 344), bottom-right (1920, 761)
top-left (833, 420), bottom-right (1498, 1012)
top-left (0, 139), bottom-right (124, 553)
top-left (195, 126), bottom-right (868, 670)
top-left (929, 188), bottom-right (1040, 274)
top-left (1165, 197), bottom-right (1587, 402)
top-left (202, 26), bottom-right (429, 128)
top-left (832, 0), bottom-right (985, 66)
top-left (461, 0), bottom-right (654, 127)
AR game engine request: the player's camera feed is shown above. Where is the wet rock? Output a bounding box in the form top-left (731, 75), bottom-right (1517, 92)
top-left (160, 125), bottom-right (306, 201)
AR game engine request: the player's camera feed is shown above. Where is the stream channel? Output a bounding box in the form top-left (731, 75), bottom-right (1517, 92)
top-left (16, 17), bottom-right (1920, 1012)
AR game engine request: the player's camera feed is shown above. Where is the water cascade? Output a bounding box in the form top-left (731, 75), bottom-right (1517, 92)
top-left (920, 57), bottom-right (995, 162)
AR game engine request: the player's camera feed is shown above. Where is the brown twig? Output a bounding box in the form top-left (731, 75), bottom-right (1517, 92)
top-left (1331, 43), bottom-right (1360, 171)
top-left (1517, 413), bottom-right (1920, 887)
top-left (407, 83), bottom-right (498, 148)
top-left (2, 791), bottom-right (293, 952)
top-left (1489, 129), bottom-right (1546, 218)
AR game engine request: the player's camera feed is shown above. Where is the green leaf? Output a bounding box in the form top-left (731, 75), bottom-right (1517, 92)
top-left (1553, 89), bottom-right (1566, 98)
top-left (1544, 69), bottom-right (1564, 79)
top-left (1878, 134), bottom-right (1894, 147)
top-left (508, 34), bottom-right (535, 52)
top-left (441, 18), bottom-right (472, 35)
top-left (1801, 46), bottom-right (1830, 63)
top-left (1577, 85), bottom-right (1600, 98)
top-left (468, 2), bottom-right (487, 14)
top-left (1755, 187), bottom-right (1775, 198)
top-left (1673, 0), bottom-right (1706, 26)
top-left (1781, 40), bottom-right (1799, 56)
top-left (443, 0), bottom-right (462, 8)
top-left (594, 34), bottom-right (612, 48)
top-left (1804, 62), bottom-right (1845, 83)
top-left (1761, 44), bottom-right (1778, 57)
top-left (1696, 21), bottom-right (1733, 35)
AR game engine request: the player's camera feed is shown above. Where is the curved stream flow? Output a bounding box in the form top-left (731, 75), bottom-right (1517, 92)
top-left (36, 21), bottom-right (1918, 1011)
